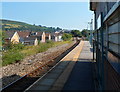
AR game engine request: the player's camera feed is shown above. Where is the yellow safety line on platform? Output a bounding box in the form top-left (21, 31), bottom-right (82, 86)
top-left (60, 41), bottom-right (84, 61)
top-left (72, 41), bottom-right (84, 61)
top-left (50, 41), bottom-right (84, 91)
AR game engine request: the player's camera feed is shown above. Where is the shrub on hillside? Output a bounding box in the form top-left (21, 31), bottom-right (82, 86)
top-left (46, 40), bottom-right (52, 43)
top-left (62, 33), bottom-right (72, 41)
top-left (2, 43), bottom-right (24, 66)
top-left (9, 43), bottom-right (24, 50)
top-left (2, 40), bottom-right (72, 66)
top-left (2, 51), bottom-right (23, 66)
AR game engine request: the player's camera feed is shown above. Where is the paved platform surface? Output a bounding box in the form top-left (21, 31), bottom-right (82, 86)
top-left (25, 41), bottom-right (95, 91)
top-left (62, 41), bottom-right (95, 91)
top-left (25, 41), bottom-right (84, 91)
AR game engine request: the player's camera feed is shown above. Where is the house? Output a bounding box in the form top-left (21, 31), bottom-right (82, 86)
top-left (51, 33), bottom-right (56, 41)
top-left (22, 37), bottom-right (38, 46)
top-left (5, 31), bottom-right (20, 44)
top-left (17, 31), bottom-right (30, 42)
top-left (17, 31), bottom-right (45, 44)
top-left (5, 31), bottom-right (38, 46)
top-left (5, 31), bottom-right (46, 45)
top-left (30, 32), bottom-right (46, 43)
top-left (45, 33), bottom-right (51, 41)
top-left (4, 31), bottom-right (52, 46)
top-left (51, 32), bottom-right (63, 42)
top-left (90, 1), bottom-right (120, 90)
top-left (17, 31), bottom-right (30, 38)
top-left (55, 33), bottom-right (62, 41)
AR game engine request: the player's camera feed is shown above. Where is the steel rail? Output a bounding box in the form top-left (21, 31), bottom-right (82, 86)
top-left (2, 40), bottom-right (80, 92)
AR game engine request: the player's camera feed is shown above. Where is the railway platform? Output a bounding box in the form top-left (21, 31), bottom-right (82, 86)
top-left (25, 41), bottom-right (95, 91)
top-left (62, 41), bottom-right (95, 91)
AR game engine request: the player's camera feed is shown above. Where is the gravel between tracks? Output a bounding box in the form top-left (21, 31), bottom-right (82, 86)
top-left (1, 41), bottom-right (75, 88)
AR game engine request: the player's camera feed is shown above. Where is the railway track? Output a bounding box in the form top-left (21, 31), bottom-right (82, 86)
top-left (2, 40), bottom-right (80, 92)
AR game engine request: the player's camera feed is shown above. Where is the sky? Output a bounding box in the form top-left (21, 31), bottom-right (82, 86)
top-left (2, 2), bottom-right (94, 31)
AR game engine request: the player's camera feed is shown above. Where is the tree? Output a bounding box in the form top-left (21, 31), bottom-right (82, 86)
top-left (81, 29), bottom-right (90, 37)
top-left (62, 33), bottom-right (72, 41)
top-left (39, 25), bottom-right (42, 27)
top-left (71, 30), bottom-right (82, 37)
top-left (56, 27), bottom-right (62, 31)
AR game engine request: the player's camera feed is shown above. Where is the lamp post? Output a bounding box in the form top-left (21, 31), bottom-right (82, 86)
top-left (88, 19), bottom-right (93, 46)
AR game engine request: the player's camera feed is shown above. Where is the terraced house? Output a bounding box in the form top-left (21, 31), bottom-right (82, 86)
top-left (30, 32), bottom-right (45, 43)
top-left (4, 31), bottom-right (63, 46)
top-left (5, 31), bottom-right (45, 46)
top-left (51, 32), bottom-right (63, 42)
top-left (5, 31), bottom-right (20, 44)
top-left (45, 33), bottom-right (51, 41)
top-left (22, 37), bottom-right (38, 46)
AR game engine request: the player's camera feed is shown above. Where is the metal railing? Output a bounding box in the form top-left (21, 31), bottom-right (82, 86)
top-left (93, 37), bottom-right (120, 91)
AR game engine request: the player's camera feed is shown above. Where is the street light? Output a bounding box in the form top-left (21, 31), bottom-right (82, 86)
top-left (88, 19), bottom-right (93, 45)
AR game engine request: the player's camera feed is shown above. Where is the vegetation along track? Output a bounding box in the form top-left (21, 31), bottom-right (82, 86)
top-left (2, 40), bottom-right (80, 92)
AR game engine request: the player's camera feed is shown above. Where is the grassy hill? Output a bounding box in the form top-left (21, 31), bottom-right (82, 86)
top-left (1, 19), bottom-right (62, 32)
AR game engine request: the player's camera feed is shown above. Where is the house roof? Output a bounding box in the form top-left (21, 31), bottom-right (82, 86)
top-left (37, 32), bottom-right (43, 36)
top-left (17, 31), bottom-right (30, 38)
top-left (5, 31), bottom-right (44, 40)
top-left (5, 31), bottom-right (16, 39)
top-left (55, 33), bottom-right (62, 36)
top-left (50, 33), bottom-right (55, 36)
top-left (30, 32), bottom-right (44, 37)
top-left (23, 37), bottom-right (37, 42)
top-left (45, 33), bottom-right (50, 37)
top-left (50, 32), bottom-right (62, 37)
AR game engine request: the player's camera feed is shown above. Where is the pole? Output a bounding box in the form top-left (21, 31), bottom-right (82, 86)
top-left (89, 19), bottom-right (93, 46)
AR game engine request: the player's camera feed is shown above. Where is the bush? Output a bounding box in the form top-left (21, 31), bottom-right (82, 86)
top-left (37, 43), bottom-right (47, 52)
top-left (71, 30), bottom-right (82, 37)
top-left (38, 42), bottom-right (54, 52)
top-left (2, 43), bottom-right (25, 66)
top-left (2, 40), bottom-right (73, 66)
top-left (21, 42), bottom-right (54, 56)
top-left (2, 51), bottom-right (24, 66)
top-left (9, 43), bottom-right (24, 50)
top-left (62, 33), bottom-right (72, 41)
top-left (46, 40), bottom-right (53, 44)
